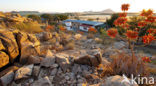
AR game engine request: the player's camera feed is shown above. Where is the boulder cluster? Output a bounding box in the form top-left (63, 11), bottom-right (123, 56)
top-left (0, 29), bottom-right (138, 86)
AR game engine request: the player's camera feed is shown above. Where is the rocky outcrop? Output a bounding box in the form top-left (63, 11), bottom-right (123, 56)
top-left (16, 32), bottom-right (40, 64)
top-left (0, 29), bottom-right (19, 63)
top-left (0, 29), bottom-right (41, 68)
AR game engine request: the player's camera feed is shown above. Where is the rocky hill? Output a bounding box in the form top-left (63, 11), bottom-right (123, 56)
top-left (0, 29), bottom-right (155, 86)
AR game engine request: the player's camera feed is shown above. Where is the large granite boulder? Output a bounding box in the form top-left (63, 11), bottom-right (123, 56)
top-left (0, 29), bottom-right (19, 63)
top-left (16, 32), bottom-right (40, 64)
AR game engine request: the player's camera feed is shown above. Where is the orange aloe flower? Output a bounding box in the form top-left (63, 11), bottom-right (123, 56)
top-left (140, 9), bottom-right (153, 17)
top-left (114, 17), bottom-right (127, 26)
top-left (138, 21), bottom-right (146, 27)
top-left (88, 27), bottom-right (97, 33)
top-left (119, 13), bottom-right (127, 17)
top-left (142, 34), bottom-right (155, 44)
top-left (126, 30), bottom-right (138, 39)
top-left (142, 57), bottom-right (151, 63)
top-left (46, 25), bottom-right (54, 31)
top-left (146, 16), bottom-right (156, 23)
top-left (121, 4), bottom-right (130, 11)
top-left (147, 28), bottom-right (156, 34)
top-left (107, 28), bottom-right (118, 38)
top-left (59, 26), bottom-right (66, 31)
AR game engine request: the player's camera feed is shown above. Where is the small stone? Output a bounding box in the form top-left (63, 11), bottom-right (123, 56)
top-left (31, 76), bottom-right (52, 86)
top-left (0, 71), bottom-right (14, 86)
top-left (65, 76), bottom-right (70, 80)
top-left (15, 64), bottom-right (34, 80)
top-left (32, 65), bottom-right (40, 78)
top-left (51, 64), bottom-right (58, 68)
top-left (40, 50), bottom-right (55, 67)
top-left (55, 53), bottom-right (71, 72)
top-left (50, 68), bottom-right (57, 76)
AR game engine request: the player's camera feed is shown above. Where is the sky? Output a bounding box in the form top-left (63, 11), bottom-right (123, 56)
top-left (0, 0), bottom-right (155, 13)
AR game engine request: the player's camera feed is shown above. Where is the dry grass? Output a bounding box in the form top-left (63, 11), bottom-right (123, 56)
top-left (11, 22), bottom-right (43, 33)
top-left (74, 34), bottom-right (82, 40)
top-left (97, 64), bottom-right (113, 77)
top-left (87, 33), bottom-right (94, 39)
top-left (65, 40), bottom-right (75, 50)
top-left (111, 52), bottom-right (148, 78)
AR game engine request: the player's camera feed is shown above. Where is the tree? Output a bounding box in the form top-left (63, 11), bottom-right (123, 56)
top-left (27, 14), bottom-right (41, 23)
top-left (106, 13), bottom-right (119, 27)
top-left (57, 14), bottom-right (68, 21)
top-left (41, 14), bottom-right (53, 24)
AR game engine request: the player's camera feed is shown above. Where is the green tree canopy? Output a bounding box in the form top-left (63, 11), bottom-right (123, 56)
top-left (27, 14), bottom-right (41, 23)
top-left (106, 13), bottom-right (119, 27)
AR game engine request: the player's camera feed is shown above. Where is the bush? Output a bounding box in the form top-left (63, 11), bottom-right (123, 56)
top-left (11, 22), bottom-right (43, 33)
top-left (87, 33), bottom-right (94, 39)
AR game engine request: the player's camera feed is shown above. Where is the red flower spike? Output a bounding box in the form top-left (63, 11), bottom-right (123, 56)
top-left (138, 21), bottom-right (146, 27)
top-left (114, 17), bottom-right (127, 26)
top-left (146, 16), bottom-right (156, 23)
top-left (142, 34), bottom-right (155, 44)
top-left (107, 28), bottom-right (118, 38)
top-left (121, 4), bottom-right (130, 11)
top-left (142, 57), bottom-right (151, 63)
top-left (141, 9), bottom-right (153, 17)
top-left (126, 30), bottom-right (138, 39)
top-left (119, 13), bottom-right (127, 17)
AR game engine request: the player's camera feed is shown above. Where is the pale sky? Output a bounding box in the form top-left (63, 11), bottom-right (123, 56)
top-left (0, 0), bottom-right (155, 13)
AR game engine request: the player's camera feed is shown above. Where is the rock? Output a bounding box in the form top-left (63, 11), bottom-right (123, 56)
top-left (50, 68), bottom-right (57, 76)
top-left (0, 71), bottom-right (14, 86)
top-left (41, 50), bottom-right (55, 67)
top-left (16, 32), bottom-right (40, 64)
top-left (0, 29), bottom-right (19, 63)
top-left (31, 76), bottom-right (53, 86)
top-left (77, 83), bottom-right (87, 86)
top-left (104, 75), bottom-right (138, 86)
top-left (15, 64), bottom-right (34, 80)
top-left (55, 53), bottom-right (70, 72)
top-left (85, 74), bottom-right (101, 84)
top-left (42, 32), bottom-right (52, 41)
top-left (75, 49), bottom-right (102, 67)
top-left (0, 66), bottom-right (18, 78)
top-left (72, 64), bottom-right (82, 74)
top-left (32, 65), bottom-right (40, 78)
top-left (27, 55), bottom-right (41, 64)
top-left (0, 39), bottom-right (5, 50)
top-left (114, 41), bottom-right (126, 49)
top-left (0, 51), bottom-right (9, 68)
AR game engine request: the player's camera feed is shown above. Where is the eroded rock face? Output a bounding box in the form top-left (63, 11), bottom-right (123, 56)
top-left (0, 29), bottom-right (19, 63)
top-left (16, 32), bottom-right (40, 64)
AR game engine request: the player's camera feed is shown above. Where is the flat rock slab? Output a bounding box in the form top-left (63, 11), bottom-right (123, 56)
top-left (15, 64), bottom-right (34, 80)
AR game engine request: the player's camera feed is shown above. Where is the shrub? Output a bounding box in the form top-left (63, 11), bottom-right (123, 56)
top-left (11, 22), bottom-right (43, 33)
top-left (74, 34), bottom-right (82, 40)
top-left (87, 33), bottom-right (94, 39)
top-left (65, 40), bottom-right (75, 50)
